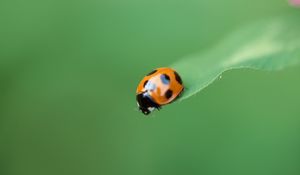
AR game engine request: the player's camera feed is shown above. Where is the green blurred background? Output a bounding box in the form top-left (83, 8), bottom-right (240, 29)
top-left (1, 0), bottom-right (300, 175)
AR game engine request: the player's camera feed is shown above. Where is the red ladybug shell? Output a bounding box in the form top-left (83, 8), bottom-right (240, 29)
top-left (136, 67), bottom-right (184, 105)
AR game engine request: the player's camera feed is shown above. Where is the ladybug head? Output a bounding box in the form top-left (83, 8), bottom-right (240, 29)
top-left (136, 92), bottom-right (160, 115)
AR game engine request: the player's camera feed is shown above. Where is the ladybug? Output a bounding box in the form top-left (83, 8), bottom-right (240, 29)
top-left (136, 67), bottom-right (184, 115)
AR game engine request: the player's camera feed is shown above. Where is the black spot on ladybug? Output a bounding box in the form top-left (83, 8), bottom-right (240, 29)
top-left (165, 89), bottom-right (173, 99)
top-left (174, 71), bottom-right (183, 84)
top-left (163, 74), bottom-right (170, 81)
top-left (143, 80), bottom-right (149, 87)
top-left (147, 69), bottom-right (157, 76)
top-left (160, 74), bottom-right (170, 85)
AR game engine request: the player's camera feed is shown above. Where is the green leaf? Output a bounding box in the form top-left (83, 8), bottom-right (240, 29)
top-left (171, 14), bottom-right (300, 101)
